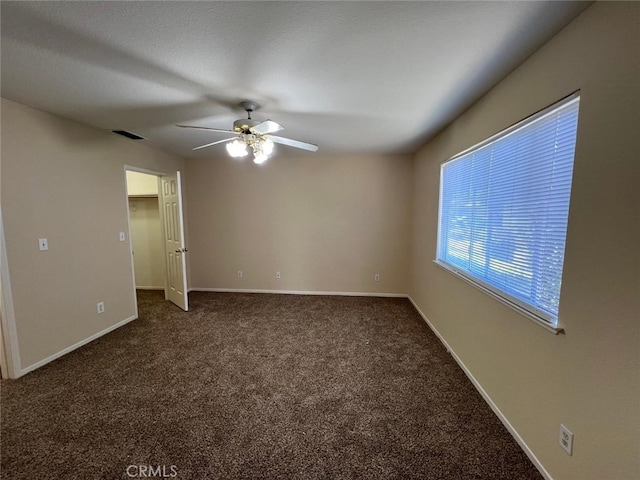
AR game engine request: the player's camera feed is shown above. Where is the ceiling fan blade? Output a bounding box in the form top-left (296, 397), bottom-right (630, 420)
top-left (192, 137), bottom-right (237, 151)
top-left (270, 135), bottom-right (319, 152)
top-left (176, 124), bottom-right (235, 134)
top-left (250, 120), bottom-right (284, 135)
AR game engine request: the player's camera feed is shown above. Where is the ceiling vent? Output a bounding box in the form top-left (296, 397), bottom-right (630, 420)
top-left (112, 130), bottom-right (144, 140)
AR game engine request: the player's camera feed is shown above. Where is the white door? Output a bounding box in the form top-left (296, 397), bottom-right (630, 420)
top-left (160, 171), bottom-right (188, 311)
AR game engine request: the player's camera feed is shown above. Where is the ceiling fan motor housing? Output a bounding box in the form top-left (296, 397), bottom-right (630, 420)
top-left (233, 118), bottom-right (260, 133)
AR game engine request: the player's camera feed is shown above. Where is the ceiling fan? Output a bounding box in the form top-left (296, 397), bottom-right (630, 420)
top-left (177, 101), bottom-right (318, 164)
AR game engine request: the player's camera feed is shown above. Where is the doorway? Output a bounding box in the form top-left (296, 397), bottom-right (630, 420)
top-left (126, 170), bottom-right (165, 292)
top-left (125, 167), bottom-right (188, 312)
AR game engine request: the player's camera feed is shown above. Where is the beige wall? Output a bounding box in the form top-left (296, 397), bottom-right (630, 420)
top-left (0, 98), bottom-right (185, 372)
top-left (409, 3), bottom-right (639, 480)
top-left (186, 153), bottom-right (413, 294)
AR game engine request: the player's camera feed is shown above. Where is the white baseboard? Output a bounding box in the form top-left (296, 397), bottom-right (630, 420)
top-left (190, 287), bottom-right (408, 298)
top-left (407, 296), bottom-right (552, 480)
top-left (18, 314), bottom-right (138, 377)
top-left (135, 286), bottom-right (164, 290)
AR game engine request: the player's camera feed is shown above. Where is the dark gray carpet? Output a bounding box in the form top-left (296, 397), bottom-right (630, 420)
top-left (1, 291), bottom-right (543, 479)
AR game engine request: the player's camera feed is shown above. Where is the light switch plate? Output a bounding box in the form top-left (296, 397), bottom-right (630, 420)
top-left (38, 238), bottom-right (48, 251)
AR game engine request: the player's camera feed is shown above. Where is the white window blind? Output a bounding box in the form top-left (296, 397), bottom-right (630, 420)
top-left (436, 95), bottom-right (580, 326)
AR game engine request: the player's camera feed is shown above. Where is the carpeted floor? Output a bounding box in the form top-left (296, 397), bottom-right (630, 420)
top-left (1, 291), bottom-right (543, 480)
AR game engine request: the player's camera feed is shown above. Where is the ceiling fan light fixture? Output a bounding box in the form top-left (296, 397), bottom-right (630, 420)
top-left (226, 138), bottom-right (248, 157)
top-left (261, 138), bottom-right (275, 155)
top-left (253, 151), bottom-right (269, 165)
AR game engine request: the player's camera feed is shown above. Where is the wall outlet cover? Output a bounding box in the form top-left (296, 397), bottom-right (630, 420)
top-left (559, 424), bottom-right (573, 455)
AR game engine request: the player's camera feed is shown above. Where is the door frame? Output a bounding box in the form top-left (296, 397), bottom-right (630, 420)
top-left (124, 165), bottom-right (189, 312)
top-left (124, 165), bottom-right (167, 316)
top-left (0, 212), bottom-right (22, 379)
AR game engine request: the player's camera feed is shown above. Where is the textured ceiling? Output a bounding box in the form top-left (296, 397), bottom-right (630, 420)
top-left (1, 1), bottom-right (591, 159)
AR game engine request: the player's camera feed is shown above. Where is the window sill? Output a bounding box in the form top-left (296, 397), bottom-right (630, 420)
top-left (433, 260), bottom-right (564, 335)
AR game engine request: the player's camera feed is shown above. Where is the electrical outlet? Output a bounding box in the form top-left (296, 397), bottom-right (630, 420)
top-left (276, 272), bottom-right (281, 279)
top-left (237, 270), bottom-right (243, 278)
top-left (374, 273), bottom-right (380, 282)
top-left (97, 302), bottom-right (105, 314)
top-left (559, 424), bottom-right (573, 455)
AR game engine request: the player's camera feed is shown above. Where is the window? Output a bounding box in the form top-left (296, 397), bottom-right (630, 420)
top-left (436, 94), bottom-right (580, 329)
